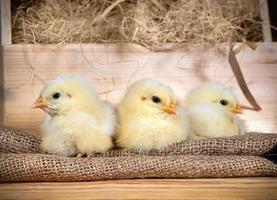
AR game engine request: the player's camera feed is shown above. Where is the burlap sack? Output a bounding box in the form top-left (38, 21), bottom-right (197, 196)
top-left (0, 127), bottom-right (276, 182)
top-left (0, 127), bottom-right (42, 154)
top-left (0, 153), bottom-right (276, 182)
top-left (0, 127), bottom-right (276, 156)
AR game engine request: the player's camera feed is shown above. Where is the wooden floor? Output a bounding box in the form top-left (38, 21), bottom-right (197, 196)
top-left (0, 178), bottom-right (276, 200)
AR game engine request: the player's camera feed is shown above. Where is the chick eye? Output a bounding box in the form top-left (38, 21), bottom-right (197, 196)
top-left (52, 92), bottom-right (60, 99)
top-left (152, 96), bottom-right (161, 103)
top-left (220, 99), bottom-right (228, 106)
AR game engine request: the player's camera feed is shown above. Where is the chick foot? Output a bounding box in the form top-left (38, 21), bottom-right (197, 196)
top-left (76, 153), bottom-right (85, 158)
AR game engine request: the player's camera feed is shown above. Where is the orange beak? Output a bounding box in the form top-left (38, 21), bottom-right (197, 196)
top-left (230, 104), bottom-right (242, 114)
top-left (32, 97), bottom-right (48, 109)
top-left (163, 103), bottom-right (176, 114)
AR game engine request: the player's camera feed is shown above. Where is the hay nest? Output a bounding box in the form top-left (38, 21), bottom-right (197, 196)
top-left (12, 0), bottom-right (262, 50)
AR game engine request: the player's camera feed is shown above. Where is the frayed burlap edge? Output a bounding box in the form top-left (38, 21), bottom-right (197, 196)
top-left (0, 127), bottom-right (276, 156)
top-left (0, 153), bottom-right (276, 182)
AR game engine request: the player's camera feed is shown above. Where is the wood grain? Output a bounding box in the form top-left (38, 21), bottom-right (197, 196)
top-left (0, 178), bottom-right (277, 200)
top-left (0, 0), bottom-right (11, 125)
top-left (259, 0), bottom-right (272, 42)
top-left (0, 0), bottom-right (11, 45)
top-left (2, 43), bottom-right (277, 135)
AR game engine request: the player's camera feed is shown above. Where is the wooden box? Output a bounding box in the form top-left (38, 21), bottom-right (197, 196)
top-left (0, 0), bottom-right (276, 136)
top-left (1, 1), bottom-right (277, 199)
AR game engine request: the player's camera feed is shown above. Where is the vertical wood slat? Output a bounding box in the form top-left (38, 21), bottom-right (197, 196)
top-left (259, 0), bottom-right (272, 42)
top-left (0, 0), bottom-right (11, 125)
top-left (0, 0), bottom-right (12, 45)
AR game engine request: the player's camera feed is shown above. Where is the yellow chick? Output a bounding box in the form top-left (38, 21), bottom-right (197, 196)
top-left (185, 83), bottom-right (246, 138)
top-left (116, 79), bottom-right (189, 151)
top-left (32, 75), bottom-right (115, 157)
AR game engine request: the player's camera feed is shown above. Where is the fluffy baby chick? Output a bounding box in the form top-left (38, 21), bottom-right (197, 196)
top-left (32, 75), bottom-right (115, 157)
top-left (185, 83), bottom-right (246, 138)
top-left (116, 79), bottom-right (189, 151)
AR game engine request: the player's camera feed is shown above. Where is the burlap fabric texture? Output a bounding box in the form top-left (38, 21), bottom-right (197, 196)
top-left (0, 127), bottom-right (276, 182)
top-left (1, 127), bottom-right (276, 156)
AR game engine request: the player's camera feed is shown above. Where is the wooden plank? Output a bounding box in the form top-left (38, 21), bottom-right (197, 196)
top-left (259, 0), bottom-right (272, 42)
top-left (0, 178), bottom-right (277, 200)
top-left (0, 0), bottom-right (10, 125)
top-left (0, 0), bottom-right (11, 45)
top-left (2, 43), bottom-right (277, 135)
top-left (0, 46), bottom-right (3, 126)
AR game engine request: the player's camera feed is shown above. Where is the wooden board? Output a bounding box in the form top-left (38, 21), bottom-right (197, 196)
top-left (2, 43), bottom-right (277, 135)
top-left (0, 178), bottom-right (277, 200)
top-left (0, 0), bottom-right (11, 45)
top-left (0, 0), bottom-right (11, 125)
top-left (259, 0), bottom-right (272, 42)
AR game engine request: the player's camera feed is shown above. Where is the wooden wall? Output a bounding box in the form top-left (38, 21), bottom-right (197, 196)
top-left (2, 43), bottom-right (277, 135)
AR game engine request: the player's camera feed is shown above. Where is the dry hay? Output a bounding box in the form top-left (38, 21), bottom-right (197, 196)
top-left (12, 0), bottom-right (262, 50)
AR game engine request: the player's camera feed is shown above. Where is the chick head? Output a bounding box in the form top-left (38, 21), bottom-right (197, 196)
top-left (186, 83), bottom-right (242, 114)
top-left (32, 75), bottom-right (99, 116)
top-left (120, 79), bottom-right (177, 115)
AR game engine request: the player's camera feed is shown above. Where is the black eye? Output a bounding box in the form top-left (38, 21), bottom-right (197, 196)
top-left (220, 99), bottom-right (228, 106)
top-left (152, 96), bottom-right (161, 103)
top-left (52, 92), bottom-right (60, 99)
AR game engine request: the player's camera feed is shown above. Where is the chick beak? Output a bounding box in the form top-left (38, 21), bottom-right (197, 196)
top-left (32, 97), bottom-right (48, 109)
top-left (163, 103), bottom-right (176, 114)
top-left (230, 104), bottom-right (242, 114)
